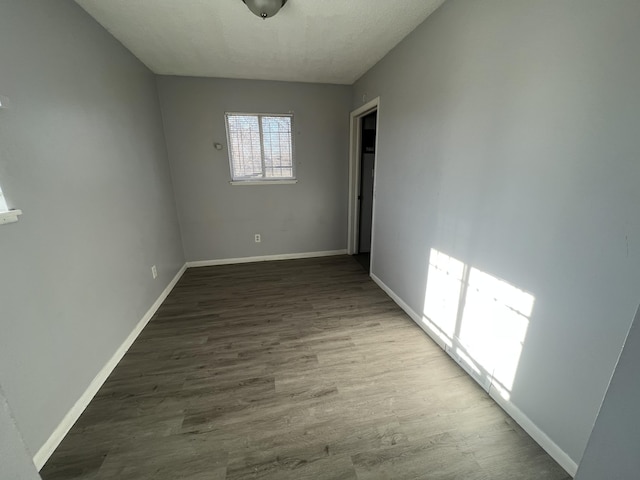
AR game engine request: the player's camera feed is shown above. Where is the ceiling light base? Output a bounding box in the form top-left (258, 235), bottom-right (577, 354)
top-left (242, 0), bottom-right (288, 19)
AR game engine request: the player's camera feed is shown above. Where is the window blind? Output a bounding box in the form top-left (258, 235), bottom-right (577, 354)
top-left (225, 113), bottom-right (294, 181)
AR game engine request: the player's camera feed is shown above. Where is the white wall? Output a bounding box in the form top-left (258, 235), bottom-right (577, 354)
top-left (0, 386), bottom-right (41, 479)
top-left (353, 0), bottom-right (640, 466)
top-left (157, 76), bottom-right (351, 262)
top-left (0, 0), bottom-right (184, 458)
top-left (3, 0), bottom-right (638, 473)
top-left (575, 305), bottom-right (640, 479)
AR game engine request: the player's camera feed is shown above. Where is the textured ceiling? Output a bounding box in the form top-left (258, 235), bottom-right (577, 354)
top-left (74, 0), bottom-right (446, 85)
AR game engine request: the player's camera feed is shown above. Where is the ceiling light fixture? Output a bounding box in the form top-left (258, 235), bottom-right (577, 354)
top-left (242, 0), bottom-right (288, 19)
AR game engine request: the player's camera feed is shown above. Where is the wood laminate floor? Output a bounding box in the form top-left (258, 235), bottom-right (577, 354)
top-left (41, 256), bottom-right (571, 480)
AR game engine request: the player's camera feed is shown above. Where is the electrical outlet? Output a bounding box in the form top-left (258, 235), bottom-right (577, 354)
top-left (254, 234), bottom-right (261, 243)
top-left (151, 265), bottom-right (158, 279)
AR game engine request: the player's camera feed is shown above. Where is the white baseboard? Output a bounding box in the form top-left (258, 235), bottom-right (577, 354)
top-left (369, 272), bottom-right (578, 478)
top-left (489, 388), bottom-right (578, 476)
top-left (33, 263), bottom-right (187, 471)
top-left (32, 251), bottom-right (345, 468)
top-left (370, 273), bottom-right (446, 347)
top-left (187, 249), bottom-right (347, 268)
top-left (33, 258), bottom-right (577, 476)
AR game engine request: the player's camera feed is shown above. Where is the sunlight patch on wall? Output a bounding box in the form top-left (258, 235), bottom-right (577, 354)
top-left (422, 249), bottom-right (535, 400)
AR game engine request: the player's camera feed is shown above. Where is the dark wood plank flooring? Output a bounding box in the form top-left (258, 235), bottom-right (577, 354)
top-left (40, 256), bottom-right (570, 480)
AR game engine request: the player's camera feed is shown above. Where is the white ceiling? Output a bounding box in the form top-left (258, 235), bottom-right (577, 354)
top-left (74, 0), bottom-right (446, 85)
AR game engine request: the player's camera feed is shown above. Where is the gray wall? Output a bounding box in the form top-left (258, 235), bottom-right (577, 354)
top-left (157, 77), bottom-right (351, 262)
top-left (353, 0), bottom-right (640, 465)
top-left (576, 305), bottom-right (640, 479)
top-left (0, 386), bottom-right (41, 480)
top-left (0, 0), bottom-right (184, 457)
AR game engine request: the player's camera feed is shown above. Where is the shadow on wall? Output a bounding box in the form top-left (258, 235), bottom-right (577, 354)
top-left (421, 248), bottom-right (535, 401)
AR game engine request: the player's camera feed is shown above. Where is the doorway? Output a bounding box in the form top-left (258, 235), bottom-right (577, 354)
top-left (348, 98), bottom-right (379, 273)
top-left (356, 111), bottom-right (376, 270)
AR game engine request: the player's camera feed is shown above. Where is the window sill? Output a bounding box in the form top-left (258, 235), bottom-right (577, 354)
top-left (229, 180), bottom-right (298, 186)
top-left (0, 209), bottom-right (22, 225)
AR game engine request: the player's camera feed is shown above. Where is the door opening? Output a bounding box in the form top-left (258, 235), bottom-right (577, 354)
top-left (347, 98), bottom-right (380, 273)
top-left (356, 111), bottom-right (377, 271)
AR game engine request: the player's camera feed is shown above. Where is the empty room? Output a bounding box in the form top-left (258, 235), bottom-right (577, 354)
top-left (1, 0), bottom-right (639, 479)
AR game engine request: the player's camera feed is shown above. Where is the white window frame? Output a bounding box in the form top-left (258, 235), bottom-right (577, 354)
top-left (225, 112), bottom-right (297, 185)
top-left (0, 187), bottom-right (8, 212)
top-left (0, 185), bottom-right (21, 225)
top-left (0, 97), bottom-right (22, 224)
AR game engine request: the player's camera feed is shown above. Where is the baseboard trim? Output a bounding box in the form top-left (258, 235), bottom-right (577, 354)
top-left (489, 389), bottom-right (578, 476)
top-left (370, 273), bottom-right (444, 346)
top-left (369, 272), bottom-right (578, 478)
top-left (33, 263), bottom-right (188, 471)
top-left (33, 258), bottom-right (577, 475)
top-left (187, 250), bottom-right (348, 268)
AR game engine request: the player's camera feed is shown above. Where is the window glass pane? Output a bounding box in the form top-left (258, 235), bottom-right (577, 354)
top-left (261, 116), bottom-right (293, 179)
top-left (227, 115), bottom-right (263, 180)
top-left (225, 113), bottom-right (294, 181)
top-left (0, 186), bottom-right (8, 212)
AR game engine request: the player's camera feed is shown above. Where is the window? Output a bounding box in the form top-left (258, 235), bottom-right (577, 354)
top-left (0, 183), bottom-right (21, 225)
top-left (225, 113), bottom-right (295, 183)
top-left (0, 186), bottom-right (8, 212)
